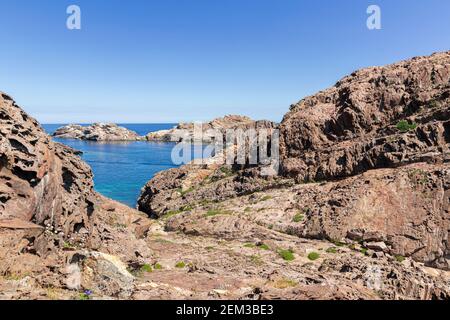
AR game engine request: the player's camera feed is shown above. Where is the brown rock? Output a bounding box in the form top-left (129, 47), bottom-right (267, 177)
top-left (280, 51), bottom-right (450, 182)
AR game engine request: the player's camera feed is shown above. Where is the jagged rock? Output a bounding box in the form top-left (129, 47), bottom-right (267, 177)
top-left (146, 115), bottom-right (276, 143)
top-left (53, 123), bottom-right (145, 141)
top-left (280, 51), bottom-right (450, 182)
top-left (0, 93), bottom-right (153, 299)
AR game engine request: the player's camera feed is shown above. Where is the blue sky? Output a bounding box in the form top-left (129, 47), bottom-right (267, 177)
top-left (0, 0), bottom-right (449, 123)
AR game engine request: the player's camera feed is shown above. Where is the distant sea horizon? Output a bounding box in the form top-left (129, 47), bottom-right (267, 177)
top-left (42, 123), bottom-right (180, 208)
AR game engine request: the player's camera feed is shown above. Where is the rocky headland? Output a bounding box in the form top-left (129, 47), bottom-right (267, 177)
top-left (1, 51), bottom-right (449, 300)
top-left (146, 115), bottom-right (276, 143)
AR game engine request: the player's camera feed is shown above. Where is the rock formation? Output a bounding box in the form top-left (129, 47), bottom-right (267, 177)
top-left (53, 123), bottom-right (145, 141)
top-left (146, 115), bottom-right (276, 142)
top-left (137, 51), bottom-right (450, 299)
top-left (1, 51), bottom-right (450, 300)
top-left (0, 93), bottom-right (152, 299)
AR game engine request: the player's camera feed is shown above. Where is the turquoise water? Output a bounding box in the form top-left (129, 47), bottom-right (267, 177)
top-left (43, 124), bottom-right (178, 207)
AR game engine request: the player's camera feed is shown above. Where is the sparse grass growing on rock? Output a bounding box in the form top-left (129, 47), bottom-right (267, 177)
top-left (326, 247), bottom-right (337, 254)
top-left (408, 169), bottom-right (429, 186)
top-left (307, 252), bottom-right (320, 261)
top-left (154, 263), bottom-right (163, 270)
top-left (140, 264), bottom-right (153, 273)
top-left (260, 195), bottom-right (272, 202)
top-left (396, 120), bottom-right (417, 133)
top-left (279, 249), bottom-right (295, 261)
top-left (244, 243), bottom-right (270, 250)
top-left (271, 278), bottom-right (298, 289)
top-left (250, 255), bottom-right (263, 265)
top-left (205, 209), bottom-right (232, 217)
top-left (332, 240), bottom-right (346, 247)
top-left (78, 290), bottom-right (92, 300)
top-left (292, 213), bottom-right (304, 223)
top-left (177, 187), bottom-right (194, 196)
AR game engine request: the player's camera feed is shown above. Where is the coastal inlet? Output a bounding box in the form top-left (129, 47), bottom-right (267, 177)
top-left (44, 124), bottom-right (179, 207)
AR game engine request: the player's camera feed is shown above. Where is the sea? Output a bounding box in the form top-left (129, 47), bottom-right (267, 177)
top-left (42, 124), bottom-right (180, 208)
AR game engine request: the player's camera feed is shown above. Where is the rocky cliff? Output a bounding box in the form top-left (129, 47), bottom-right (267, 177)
top-left (1, 51), bottom-right (450, 300)
top-left (136, 52), bottom-right (450, 299)
top-left (53, 123), bottom-right (144, 141)
top-left (0, 93), bottom-right (153, 299)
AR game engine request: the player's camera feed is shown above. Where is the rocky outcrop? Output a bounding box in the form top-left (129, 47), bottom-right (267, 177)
top-left (2, 51), bottom-right (450, 301)
top-left (146, 115), bottom-right (276, 142)
top-left (280, 51), bottom-right (450, 182)
top-left (0, 93), bottom-right (153, 299)
top-left (53, 123), bottom-right (144, 141)
top-left (136, 52), bottom-right (450, 299)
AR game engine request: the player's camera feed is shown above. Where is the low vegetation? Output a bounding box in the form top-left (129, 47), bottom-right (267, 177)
top-left (153, 263), bottom-right (163, 270)
top-left (140, 264), bottom-right (153, 273)
top-left (244, 243), bottom-right (270, 250)
top-left (307, 252), bottom-right (320, 261)
top-left (326, 247), bottom-right (337, 254)
top-left (272, 278), bottom-right (298, 289)
top-left (279, 249), bottom-right (295, 261)
top-left (292, 212), bottom-right (304, 223)
top-left (396, 120), bottom-right (417, 132)
top-left (175, 261), bottom-right (186, 268)
top-left (205, 209), bottom-right (232, 217)
top-left (260, 195), bottom-right (272, 202)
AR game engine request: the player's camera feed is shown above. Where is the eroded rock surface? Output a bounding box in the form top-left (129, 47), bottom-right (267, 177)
top-left (0, 93), bottom-right (152, 299)
top-left (53, 123), bottom-right (144, 141)
top-left (2, 51), bottom-right (450, 300)
top-left (146, 115), bottom-right (276, 142)
top-left (280, 51), bottom-right (450, 182)
top-left (136, 52), bottom-right (450, 300)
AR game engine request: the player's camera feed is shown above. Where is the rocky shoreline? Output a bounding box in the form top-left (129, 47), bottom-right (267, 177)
top-left (1, 51), bottom-right (449, 300)
top-left (52, 115), bottom-right (276, 143)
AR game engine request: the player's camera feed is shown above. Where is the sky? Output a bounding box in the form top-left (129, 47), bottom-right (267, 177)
top-left (0, 0), bottom-right (449, 123)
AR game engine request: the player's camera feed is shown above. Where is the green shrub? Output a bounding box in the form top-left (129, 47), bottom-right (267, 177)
top-left (326, 247), bottom-right (337, 254)
top-left (307, 252), bottom-right (320, 261)
top-left (279, 249), bottom-right (295, 261)
top-left (292, 213), bottom-right (304, 223)
top-left (395, 255), bottom-right (405, 263)
top-left (175, 261), bottom-right (186, 268)
top-left (360, 248), bottom-right (368, 256)
top-left (153, 263), bottom-right (163, 270)
top-left (244, 243), bottom-right (255, 248)
top-left (396, 120), bottom-right (417, 133)
top-left (258, 243), bottom-right (270, 250)
top-left (140, 264), bottom-right (153, 273)
top-left (260, 195), bottom-right (272, 202)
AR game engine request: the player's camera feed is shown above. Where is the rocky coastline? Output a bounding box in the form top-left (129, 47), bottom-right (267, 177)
top-left (1, 51), bottom-right (449, 300)
top-left (52, 115), bottom-right (276, 143)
